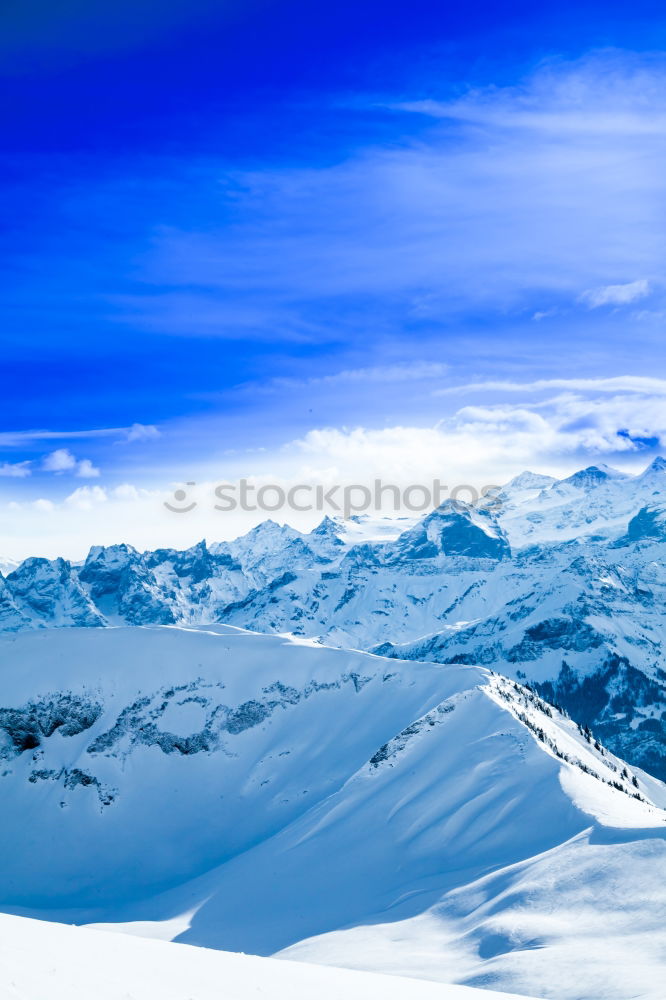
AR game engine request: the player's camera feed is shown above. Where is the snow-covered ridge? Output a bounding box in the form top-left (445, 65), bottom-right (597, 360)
top-left (0, 625), bottom-right (665, 1000)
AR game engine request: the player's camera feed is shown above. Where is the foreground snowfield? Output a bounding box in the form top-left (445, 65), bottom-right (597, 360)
top-left (0, 912), bottom-right (532, 1000)
top-left (1, 625), bottom-right (665, 999)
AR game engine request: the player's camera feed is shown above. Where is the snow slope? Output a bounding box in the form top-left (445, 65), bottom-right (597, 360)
top-left (0, 626), bottom-right (665, 1000)
top-left (0, 911), bottom-right (532, 1000)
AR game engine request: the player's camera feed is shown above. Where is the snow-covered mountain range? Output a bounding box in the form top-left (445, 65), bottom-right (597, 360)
top-left (1, 625), bottom-right (665, 1000)
top-left (2, 458), bottom-right (666, 782)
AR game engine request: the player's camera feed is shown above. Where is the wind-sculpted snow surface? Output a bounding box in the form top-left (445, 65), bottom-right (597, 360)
top-left (0, 626), bottom-right (665, 1000)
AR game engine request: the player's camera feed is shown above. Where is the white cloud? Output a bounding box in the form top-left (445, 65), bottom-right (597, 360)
top-left (64, 486), bottom-right (108, 510)
top-left (124, 423), bottom-right (161, 443)
top-left (246, 392), bottom-right (609, 488)
top-left (42, 448), bottom-right (77, 472)
top-left (580, 278), bottom-right (651, 308)
top-left (42, 448), bottom-right (100, 478)
top-left (532, 310), bottom-right (557, 321)
top-left (0, 461), bottom-right (31, 478)
top-left (32, 499), bottom-right (55, 513)
top-left (289, 379), bottom-right (666, 479)
top-left (112, 483), bottom-right (141, 501)
top-left (75, 459), bottom-right (101, 478)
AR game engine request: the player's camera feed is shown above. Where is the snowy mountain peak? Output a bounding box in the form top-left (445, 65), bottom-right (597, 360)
top-left (505, 470), bottom-right (558, 491)
top-left (82, 543), bottom-right (140, 577)
top-left (85, 542), bottom-right (139, 563)
top-left (560, 464), bottom-right (626, 488)
top-left (242, 519), bottom-right (297, 541)
top-left (309, 515), bottom-right (345, 542)
top-left (7, 557), bottom-right (105, 628)
top-left (391, 502), bottom-right (509, 562)
top-left (638, 455), bottom-right (666, 485)
top-left (306, 516), bottom-right (347, 560)
top-left (170, 540), bottom-right (216, 581)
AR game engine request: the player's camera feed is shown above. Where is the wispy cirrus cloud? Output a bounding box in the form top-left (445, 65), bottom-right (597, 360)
top-left (435, 376), bottom-right (666, 396)
top-left (127, 51), bottom-right (666, 338)
top-left (580, 278), bottom-right (651, 308)
top-left (234, 362), bottom-right (451, 397)
top-left (0, 423), bottom-right (160, 448)
top-left (391, 54), bottom-right (666, 135)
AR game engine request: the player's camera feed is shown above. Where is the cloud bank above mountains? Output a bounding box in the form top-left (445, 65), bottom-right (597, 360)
top-left (2, 373), bottom-right (666, 560)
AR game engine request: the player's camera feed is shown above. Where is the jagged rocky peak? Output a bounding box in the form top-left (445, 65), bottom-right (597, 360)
top-left (307, 516), bottom-right (346, 558)
top-left (78, 544), bottom-right (145, 604)
top-left (145, 540), bottom-right (239, 578)
top-left (7, 556), bottom-right (80, 597)
top-left (390, 500), bottom-right (510, 561)
top-left (309, 515), bottom-right (345, 541)
top-left (6, 557), bottom-right (105, 627)
top-left (77, 545), bottom-right (178, 625)
top-left (79, 543), bottom-right (140, 582)
top-left (0, 576), bottom-right (28, 630)
top-left (624, 504), bottom-right (666, 543)
top-left (220, 520), bottom-right (320, 588)
top-left (169, 540), bottom-right (218, 581)
top-left (83, 543), bottom-right (139, 568)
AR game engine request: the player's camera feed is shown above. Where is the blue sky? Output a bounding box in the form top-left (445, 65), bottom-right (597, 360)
top-left (2, 1), bottom-right (666, 555)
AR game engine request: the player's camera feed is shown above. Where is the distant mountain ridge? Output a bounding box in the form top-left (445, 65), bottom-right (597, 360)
top-left (1, 458), bottom-right (666, 778)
